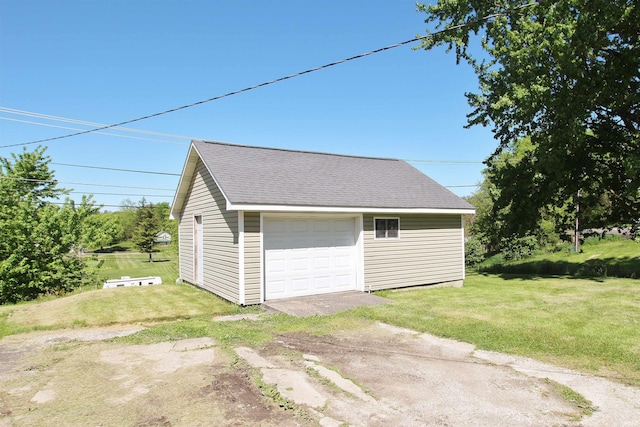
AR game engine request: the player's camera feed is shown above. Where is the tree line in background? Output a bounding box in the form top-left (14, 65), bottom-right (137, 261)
top-left (0, 147), bottom-right (177, 304)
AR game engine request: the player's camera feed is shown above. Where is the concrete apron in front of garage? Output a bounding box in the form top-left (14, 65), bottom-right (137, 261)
top-left (262, 291), bottom-right (391, 316)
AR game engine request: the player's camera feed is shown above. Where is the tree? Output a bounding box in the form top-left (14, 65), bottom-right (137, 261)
top-left (81, 212), bottom-right (124, 251)
top-left (154, 202), bottom-right (171, 229)
top-left (114, 198), bottom-right (138, 240)
top-left (418, 0), bottom-right (639, 233)
top-left (0, 147), bottom-right (96, 304)
top-left (132, 199), bottom-right (160, 262)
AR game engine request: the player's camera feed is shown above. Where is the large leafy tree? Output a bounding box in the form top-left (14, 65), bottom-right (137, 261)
top-left (467, 137), bottom-right (563, 251)
top-left (0, 147), bottom-right (97, 304)
top-left (419, 0), bottom-right (639, 233)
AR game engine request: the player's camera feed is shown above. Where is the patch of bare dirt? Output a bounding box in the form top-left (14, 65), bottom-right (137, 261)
top-left (2, 323), bottom-right (639, 426)
top-left (256, 324), bottom-right (584, 426)
top-left (0, 329), bottom-right (313, 427)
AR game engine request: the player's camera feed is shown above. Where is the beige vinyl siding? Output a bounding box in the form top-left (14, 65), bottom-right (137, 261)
top-left (363, 214), bottom-right (464, 291)
top-left (178, 181), bottom-right (194, 283)
top-left (243, 211), bottom-right (261, 304)
top-left (177, 159), bottom-right (239, 303)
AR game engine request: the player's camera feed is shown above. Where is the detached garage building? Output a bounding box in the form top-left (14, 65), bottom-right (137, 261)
top-left (170, 140), bottom-right (475, 305)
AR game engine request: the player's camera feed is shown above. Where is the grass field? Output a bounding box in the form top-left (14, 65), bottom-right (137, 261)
top-left (2, 240), bottom-right (639, 386)
top-left (481, 239), bottom-right (640, 278)
top-left (87, 243), bottom-right (180, 288)
top-left (367, 274), bottom-right (640, 385)
top-left (0, 284), bottom-right (245, 337)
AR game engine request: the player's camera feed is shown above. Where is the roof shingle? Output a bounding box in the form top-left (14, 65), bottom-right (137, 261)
top-left (191, 140), bottom-right (473, 210)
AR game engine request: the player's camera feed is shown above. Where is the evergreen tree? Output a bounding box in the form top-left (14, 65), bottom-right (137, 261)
top-left (132, 199), bottom-right (160, 262)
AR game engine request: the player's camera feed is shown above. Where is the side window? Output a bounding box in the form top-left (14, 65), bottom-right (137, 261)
top-left (374, 217), bottom-right (400, 239)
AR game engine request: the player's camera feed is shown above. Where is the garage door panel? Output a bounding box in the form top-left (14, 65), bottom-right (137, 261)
top-left (268, 279), bottom-right (286, 295)
top-left (335, 274), bottom-right (354, 289)
top-left (291, 257), bottom-right (309, 271)
top-left (314, 255), bottom-right (330, 269)
top-left (335, 254), bottom-right (352, 268)
top-left (292, 278), bottom-right (310, 292)
top-left (265, 217), bottom-right (358, 300)
top-left (268, 260), bottom-right (286, 273)
top-left (314, 276), bottom-right (331, 290)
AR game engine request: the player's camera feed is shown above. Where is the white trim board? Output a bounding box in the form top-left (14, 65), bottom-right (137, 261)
top-left (227, 203), bottom-right (475, 215)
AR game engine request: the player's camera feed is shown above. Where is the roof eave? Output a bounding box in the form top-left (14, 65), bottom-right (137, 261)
top-left (227, 202), bottom-right (475, 215)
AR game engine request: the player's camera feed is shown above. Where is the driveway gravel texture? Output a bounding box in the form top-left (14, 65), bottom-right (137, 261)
top-left (0, 322), bottom-right (638, 426)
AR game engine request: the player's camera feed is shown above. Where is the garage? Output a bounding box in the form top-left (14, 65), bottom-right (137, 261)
top-left (264, 217), bottom-right (358, 300)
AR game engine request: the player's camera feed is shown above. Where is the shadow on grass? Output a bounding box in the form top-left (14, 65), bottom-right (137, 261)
top-left (93, 245), bottom-right (130, 254)
top-left (479, 257), bottom-right (639, 279)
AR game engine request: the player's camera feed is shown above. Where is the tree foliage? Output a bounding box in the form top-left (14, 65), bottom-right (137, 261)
top-left (132, 199), bottom-right (160, 262)
top-left (0, 147), bottom-right (97, 304)
top-left (114, 198), bottom-right (138, 240)
top-left (81, 212), bottom-right (124, 251)
top-left (419, 0), bottom-right (640, 232)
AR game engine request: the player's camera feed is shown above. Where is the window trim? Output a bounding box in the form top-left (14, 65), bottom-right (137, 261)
top-left (373, 217), bottom-right (400, 240)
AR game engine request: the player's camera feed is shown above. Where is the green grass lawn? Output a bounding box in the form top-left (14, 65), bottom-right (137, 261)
top-left (481, 239), bottom-right (640, 278)
top-left (364, 273), bottom-right (640, 385)
top-left (0, 284), bottom-right (244, 338)
top-left (2, 240), bottom-right (639, 387)
top-left (88, 243), bottom-right (179, 287)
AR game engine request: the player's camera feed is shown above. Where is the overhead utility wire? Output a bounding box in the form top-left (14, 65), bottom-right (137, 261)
top-left (2, 175), bottom-right (477, 191)
top-left (0, 117), bottom-right (189, 146)
top-left (0, 176), bottom-right (174, 191)
top-left (1, 3), bottom-right (536, 149)
top-left (2, 114), bottom-right (487, 164)
top-left (69, 191), bottom-right (173, 198)
top-left (51, 162), bottom-right (181, 176)
top-left (406, 159), bottom-right (483, 164)
top-left (0, 107), bottom-right (194, 140)
top-left (2, 107), bottom-right (496, 165)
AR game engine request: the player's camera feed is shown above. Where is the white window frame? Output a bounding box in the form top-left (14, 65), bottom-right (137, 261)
top-left (373, 217), bottom-right (400, 240)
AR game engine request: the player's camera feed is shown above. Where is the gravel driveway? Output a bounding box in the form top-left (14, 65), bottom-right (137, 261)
top-left (1, 322), bottom-right (638, 426)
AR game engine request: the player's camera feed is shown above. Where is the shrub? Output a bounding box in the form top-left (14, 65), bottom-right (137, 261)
top-left (500, 234), bottom-right (540, 261)
top-left (465, 237), bottom-right (486, 267)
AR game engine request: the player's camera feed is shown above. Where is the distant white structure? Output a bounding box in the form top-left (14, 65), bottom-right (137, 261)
top-left (155, 231), bottom-right (172, 245)
top-left (103, 276), bottom-right (162, 289)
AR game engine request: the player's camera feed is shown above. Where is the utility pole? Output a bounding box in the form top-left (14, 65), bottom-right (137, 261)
top-left (574, 190), bottom-right (580, 253)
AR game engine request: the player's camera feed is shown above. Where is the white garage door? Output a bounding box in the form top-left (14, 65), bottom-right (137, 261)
top-left (264, 217), bottom-right (357, 300)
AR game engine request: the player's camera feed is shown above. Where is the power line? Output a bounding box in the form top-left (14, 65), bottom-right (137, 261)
top-left (1, 108), bottom-right (494, 166)
top-left (406, 159), bottom-right (483, 165)
top-left (0, 117), bottom-right (190, 146)
top-left (0, 107), bottom-right (195, 140)
top-left (51, 162), bottom-right (181, 176)
top-left (3, 115), bottom-right (489, 165)
top-left (3, 111), bottom-right (493, 166)
top-left (69, 191), bottom-right (173, 198)
top-left (1, 4), bottom-right (537, 149)
top-left (0, 176), bottom-right (175, 191)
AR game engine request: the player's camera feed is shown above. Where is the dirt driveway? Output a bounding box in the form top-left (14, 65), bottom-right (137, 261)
top-left (1, 322), bottom-right (638, 426)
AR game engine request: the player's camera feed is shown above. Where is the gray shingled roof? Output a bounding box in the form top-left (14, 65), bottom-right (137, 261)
top-left (190, 140), bottom-right (473, 210)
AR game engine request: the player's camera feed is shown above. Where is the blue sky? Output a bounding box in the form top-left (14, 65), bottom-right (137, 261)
top-left (1, 0), bottom-right (495, 210)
